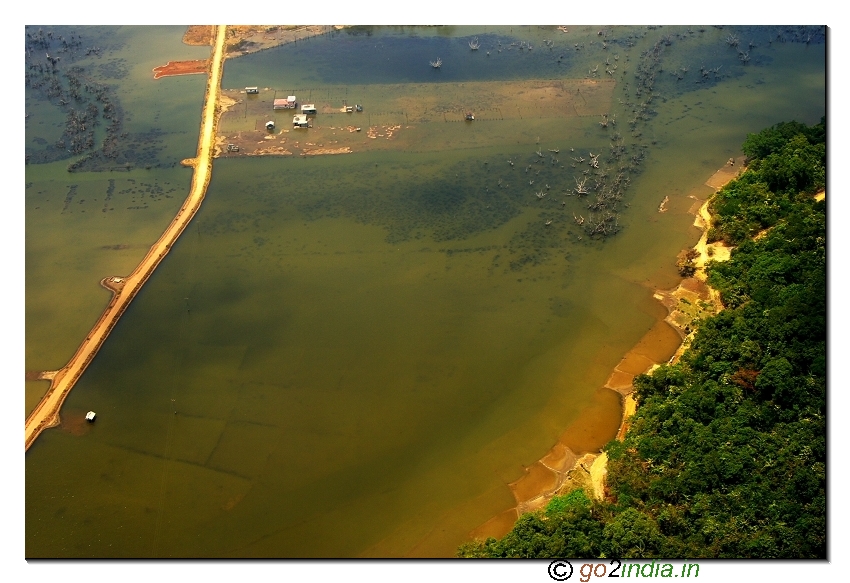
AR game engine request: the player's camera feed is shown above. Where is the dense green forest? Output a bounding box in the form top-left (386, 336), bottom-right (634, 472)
top-left (459, 118), bottom-right (826, 559)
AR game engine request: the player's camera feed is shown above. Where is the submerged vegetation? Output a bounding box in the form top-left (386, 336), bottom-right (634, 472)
top-left (459, 118), bottom-right (826, 559)
top-left (25, 26), bottom-right (173, 171)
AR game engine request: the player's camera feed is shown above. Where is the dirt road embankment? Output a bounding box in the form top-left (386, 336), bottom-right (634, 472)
top-left (25, 25), bottom-right (229, 451)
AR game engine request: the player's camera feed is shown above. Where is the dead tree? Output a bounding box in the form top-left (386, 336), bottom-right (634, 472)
top-left (574, 176), bottom-right (589, 196)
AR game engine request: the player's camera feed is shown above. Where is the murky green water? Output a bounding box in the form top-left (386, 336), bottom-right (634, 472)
top-left (25, 25), bottom-right (824, 557)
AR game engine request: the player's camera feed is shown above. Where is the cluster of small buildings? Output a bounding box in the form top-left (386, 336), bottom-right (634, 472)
top-left (246, 87), bottom-right (361, 131)
top-left (269, 94), bottom-right (316, 128)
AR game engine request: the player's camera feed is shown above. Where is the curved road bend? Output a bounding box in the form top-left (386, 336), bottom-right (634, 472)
top-left (25, 25), bottom-right (228, 451)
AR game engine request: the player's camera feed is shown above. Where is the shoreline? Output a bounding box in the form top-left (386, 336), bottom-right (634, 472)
top-left (469, 157), bottom-right (744, 541)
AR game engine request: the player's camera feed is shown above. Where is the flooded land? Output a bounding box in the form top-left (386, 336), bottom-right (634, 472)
top-left (216, 77), bottom-right (615, 156)
top-left (25, 25), bottom-right (825, 557)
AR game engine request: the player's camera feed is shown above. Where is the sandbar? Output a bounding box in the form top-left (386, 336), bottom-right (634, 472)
top-left (153, 60), bottom-right (209, 79)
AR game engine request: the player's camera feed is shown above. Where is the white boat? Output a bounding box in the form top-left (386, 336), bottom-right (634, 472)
top-left (85, 411), bottom-right (96, 423)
